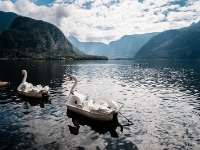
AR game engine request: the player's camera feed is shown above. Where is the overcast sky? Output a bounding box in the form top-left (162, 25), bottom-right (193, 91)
top-left (0, 0), bottom-right (200, 44)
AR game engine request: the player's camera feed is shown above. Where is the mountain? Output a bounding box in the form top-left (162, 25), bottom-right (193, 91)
top-left (0, 16), bottom-right (107, 60)
top-left (0, 16), bottom-right (74, 59)
top-left (106, 33), bottom-right (158, 58)
top-left (73, 46), bottom-right (86, 55)
top-left (67, 36), bottom-right (107, 56)
top-left (0, 11), bottom-right (18, 33)
top-left (67, 32), bottom-right (158, 59)
top-left (133, 22), bottom-right (200, 60)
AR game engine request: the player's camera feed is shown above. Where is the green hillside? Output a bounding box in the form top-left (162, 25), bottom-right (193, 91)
top-left (0, 11), bottom-right (18, 33)
top-left (0, 16), bottom-right (107, 60)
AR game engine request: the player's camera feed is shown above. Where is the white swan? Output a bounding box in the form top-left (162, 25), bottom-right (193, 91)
top-left (17, 70), bottom-right (50, 98)
top-left (67, 75), bottom-right (123, 121)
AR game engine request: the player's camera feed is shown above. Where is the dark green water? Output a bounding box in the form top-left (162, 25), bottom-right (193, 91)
top-left (0, 60), bottom-right (200, 149)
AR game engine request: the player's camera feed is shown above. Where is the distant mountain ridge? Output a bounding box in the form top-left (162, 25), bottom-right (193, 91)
top-left (67, 32), bottom-right (158, 59)
top-left (2, 11), bottom-right (199, 60)
top-left (134, 21), bottom-right (200, 60)
top-left (1, 10), bottom-right (158, 59)
top-left (67, 36), bottom-right (107, 55)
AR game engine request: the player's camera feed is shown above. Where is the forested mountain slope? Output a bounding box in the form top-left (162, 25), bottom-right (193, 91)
top-left (0, 11), bottom-right (18, 33)
top-left (0, 16), bottom-right (107, 60)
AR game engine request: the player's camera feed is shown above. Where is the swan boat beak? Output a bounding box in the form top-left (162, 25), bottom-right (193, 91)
top-left (68, 77), bottom-right (72, 81)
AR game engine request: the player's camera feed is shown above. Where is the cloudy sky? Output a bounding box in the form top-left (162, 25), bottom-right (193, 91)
top-left (0, 0), bottom-right (200, 44)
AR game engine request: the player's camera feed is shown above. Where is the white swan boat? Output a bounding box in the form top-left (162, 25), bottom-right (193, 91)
top-left (17, 70), bottom-right (50, 98)
top-left (67, 75), bottom-right (124, 121)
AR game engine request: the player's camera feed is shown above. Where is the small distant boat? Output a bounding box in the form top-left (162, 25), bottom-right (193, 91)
top-left (67, 75), bottom-right (124, 121)
top-left (0, 81), bottom-right (10, 87)
top-left (17, 70), bottom-right (50, 98)
top-left (67, 110), bottom-right (123, 138)
top-left (0, 81), bottom-right (10, 90)
top-left (133, 63), bottom-right (141, 66)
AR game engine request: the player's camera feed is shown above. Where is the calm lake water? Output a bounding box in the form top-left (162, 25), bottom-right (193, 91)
top-left (0, 60), bottom-right (200, 150)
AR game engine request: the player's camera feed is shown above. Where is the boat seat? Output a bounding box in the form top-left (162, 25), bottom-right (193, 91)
top-left (107, 100), bottom-right (118, 108)
top-left (19, 83), bottom-right (33, 92)
top-left (88, 100), bottom-right (100, 110)
top-left (87, 99), bottom-right (111, 113)
top-left (89, 103), bottom-right (111, 113)
top-left (83, 100), bottom-right (89, 108)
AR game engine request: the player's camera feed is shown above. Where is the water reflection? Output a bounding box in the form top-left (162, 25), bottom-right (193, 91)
top-left (0, 60), bottom-right (200, 149)
top-left (18, 95), bottom-right (51, 114)
top-left (0, 85), bottom-right (10, 90)
top-left (67, 110), bottom-right (123, 138)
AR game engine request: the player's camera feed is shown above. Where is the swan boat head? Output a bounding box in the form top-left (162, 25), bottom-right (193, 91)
top-left (17, 70), bottom-right (50, 98)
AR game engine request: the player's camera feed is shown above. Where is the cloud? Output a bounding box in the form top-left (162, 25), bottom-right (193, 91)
top-left (0, 0), bottom-right (16, 12)
top-left (0, 0), bottom-right (200, 44)
top-left (167, 11), bottom-right (195, 22)
top-left (55, 5), bottom-right (70, 26)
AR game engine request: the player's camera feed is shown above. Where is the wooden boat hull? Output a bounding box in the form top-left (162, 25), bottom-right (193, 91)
top-left (67, 104), bottom-right (119, 121)
top-left (0, 81), bottom-right (10, 87)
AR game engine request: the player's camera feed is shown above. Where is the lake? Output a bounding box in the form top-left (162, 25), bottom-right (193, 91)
top-left (0, 60), bottom-right (200, 150)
